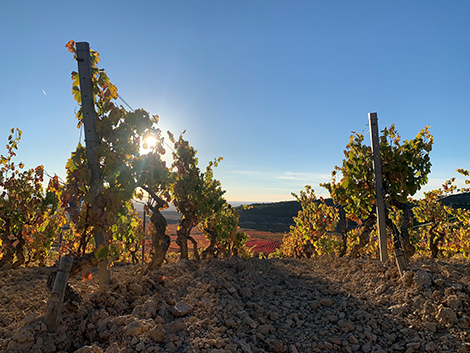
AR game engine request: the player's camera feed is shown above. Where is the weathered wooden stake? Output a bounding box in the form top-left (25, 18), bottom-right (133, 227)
top-left (76, 42), bottom-right (110, 284)
top-left (394, 248), bottom-right (407, 276)
top-left (368, 113), bottom-right (389, 263)
top-left (369, 113), bottom-right (407, 275)
top-left (142, 212), bottom-right (146, 263)
top-left (44, 256), bottom-right (73, 332)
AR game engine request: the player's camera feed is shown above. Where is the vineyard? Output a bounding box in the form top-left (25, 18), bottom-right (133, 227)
top-left (1, 41), bottom-right (470, 352)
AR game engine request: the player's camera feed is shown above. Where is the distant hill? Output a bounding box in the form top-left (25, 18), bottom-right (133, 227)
top-left (235, 201), bottom-right (300, 232)
top-left (133, 193), bottom-right (470, 233)
top-left (441, 192), bottom-right (470, 210)
top-left (235, 193), bottom-right (470, 233)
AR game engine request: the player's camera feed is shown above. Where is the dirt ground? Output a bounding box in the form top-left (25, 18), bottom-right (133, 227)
top-left (1, 255), bottom-right (470, 353)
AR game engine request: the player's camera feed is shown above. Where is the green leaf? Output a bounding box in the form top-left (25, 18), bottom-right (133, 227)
top-left (96, 245), bottom-right (109, 260)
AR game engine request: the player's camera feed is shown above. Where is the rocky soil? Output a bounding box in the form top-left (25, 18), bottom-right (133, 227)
top-left (1, 255), bottom-right (470, 353)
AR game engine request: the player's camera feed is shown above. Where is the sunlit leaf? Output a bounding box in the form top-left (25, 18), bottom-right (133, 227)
top-left (96, 245), bottom-right (109, 260)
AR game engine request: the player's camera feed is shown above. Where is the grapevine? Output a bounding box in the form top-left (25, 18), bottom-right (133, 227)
top-left (321, 124), bottom-right (433, 258)
top-left (0, 129), bottom-right (62, 268)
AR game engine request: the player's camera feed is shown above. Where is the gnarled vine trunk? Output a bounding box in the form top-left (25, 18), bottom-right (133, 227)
top-left (429, 224), bottom-right (446, 258)
top-left (146, 207), bottom-right (170, 272)
top-left (393, 201), bottom-right (416, 258)
top-left (13, 229), bottom-right (26, 268)
top-left (0, 220), bottom-right (15, 269)
top-left (176, 217), bottom-right (191, 260)
top-left (176, 214), bottom-right (199, 260)
top-left (188, 234), bottom-right (200, 260)
top-left (0, 219), bottom-right (26, 269)
top-left (201, 228), bottom-right (218, 259)
top-left (349, 213), bottom-right (376, 258)
top-left (338, 209), bottom-right (349, 257)
top-left (140, 186), bottom-right (171, 272)
top-left (385, 216), bottom-right (402, 252)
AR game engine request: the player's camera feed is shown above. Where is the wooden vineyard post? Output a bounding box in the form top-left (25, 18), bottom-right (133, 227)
top-left (142, 211), bottom-right (146, 263)
top-left (369, 113), bottom-right (407, 275)
top-left (368, 113), bottom-right (389, 263)
top-left (44, 256), bottom-right (73, 332)
top-left (76, 41), bottom-right (110, 284)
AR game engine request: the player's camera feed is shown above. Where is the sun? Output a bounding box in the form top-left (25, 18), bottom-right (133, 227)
top-left (140, 135), bottom-right (158, 155)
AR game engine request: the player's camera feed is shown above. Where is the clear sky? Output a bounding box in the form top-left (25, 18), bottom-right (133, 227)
top-left (1, 1), bottom-right (469, 203)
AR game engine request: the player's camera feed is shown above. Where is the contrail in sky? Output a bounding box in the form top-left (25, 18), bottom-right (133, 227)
top-left (42, 89), bottom-right (47, 96)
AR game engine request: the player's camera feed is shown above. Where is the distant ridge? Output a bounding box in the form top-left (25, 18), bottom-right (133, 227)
top-left (235, 193), bottom-right (470, 233)
top-left (440, 192), bottom-right (470, 210)
top-left (235, 201), bottom-right (301, 233)
top-left (133, 193), bottom-right (470, 233)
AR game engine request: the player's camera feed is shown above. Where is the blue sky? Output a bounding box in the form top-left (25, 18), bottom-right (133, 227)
top-left (1, 1), bottom-right (469, 203)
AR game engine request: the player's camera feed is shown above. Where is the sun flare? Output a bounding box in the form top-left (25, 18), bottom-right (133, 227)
top-left (140, 135), bottom-right (158, 155)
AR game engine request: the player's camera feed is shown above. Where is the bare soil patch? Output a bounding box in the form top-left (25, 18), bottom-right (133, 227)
top-left (1, 256), bottom-right (470, 353)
